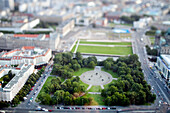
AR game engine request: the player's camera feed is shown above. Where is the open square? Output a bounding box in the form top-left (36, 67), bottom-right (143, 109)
top-left (80, 70), bottom-right (113, 86)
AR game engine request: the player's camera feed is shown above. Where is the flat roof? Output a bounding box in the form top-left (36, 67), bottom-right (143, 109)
top-left (4, 65), bottom-right (32, 90)
top-left (160, 54), bottom-right (170, 68)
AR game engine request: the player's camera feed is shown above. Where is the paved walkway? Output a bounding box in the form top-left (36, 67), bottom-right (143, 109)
top-left (101, 85), bottom-right (104, 89)
top-left (74, 40), bottom-right (80, 53)
top-left (87, 84), bottom-right (92, 90)
top-left (88, 92), bottom-right (101, 94)
top-left (79, 44), bottom-right (131, 47)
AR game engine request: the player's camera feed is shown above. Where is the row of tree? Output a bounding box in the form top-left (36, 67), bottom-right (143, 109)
top-left (0, 66), bottom-right (45, 107)
top-left (101, 54), bottom-right (156, 106)
top-left (38, 76), bottom-right (92, 105)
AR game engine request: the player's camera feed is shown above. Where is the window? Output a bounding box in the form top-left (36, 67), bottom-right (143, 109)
top-left (158, 61), bottom-right (160, 67)
top-left (163, 67), bottom-right (165, 73)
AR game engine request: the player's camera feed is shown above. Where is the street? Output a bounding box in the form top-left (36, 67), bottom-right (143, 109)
top-left (132, 29), bottom-right (170, 108)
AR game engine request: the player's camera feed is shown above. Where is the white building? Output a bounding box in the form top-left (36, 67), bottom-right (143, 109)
top-left (156, 54), bottom-right (170, 84)
top-left (94, 18), bottom-right (108, 27)
top-left (133, 17), bottom-right (152, 29)
top-left (56, 19), bottom-right (75, 37)
top-left (0, 32), bottom-right (60, 51)
top-left (76, 16), bottom-right (92, 26)
top-left (133, 21), bottom-right (146, 29)
top-left (0, 17), bottom-right (40, 33)
top-left (0, 46), bottom-right (52, 67)
top-left (0, 64), bottom-right (34, 101)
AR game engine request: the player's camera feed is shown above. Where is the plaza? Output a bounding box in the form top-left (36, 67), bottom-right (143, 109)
top-left (80, 67), bottom-right (114, 86)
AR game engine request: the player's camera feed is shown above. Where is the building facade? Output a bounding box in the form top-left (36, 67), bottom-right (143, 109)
top-left (0, 46), bottom-right (52, 67)
top-left (156, 54), bottom-right (170, 84)
top-left (0, 32), bottom-right (60, 51)
top-left (56, 19), bottom-right (75, 37)
top-left (0, 64), bottom-right (34, 101)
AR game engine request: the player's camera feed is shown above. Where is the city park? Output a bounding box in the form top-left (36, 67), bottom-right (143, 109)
top-left (37, 52), bottom-right (156, 106)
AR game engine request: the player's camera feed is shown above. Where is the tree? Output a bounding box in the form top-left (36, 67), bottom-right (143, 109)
top-left (41, 93), bottom-right (52, 105)
top-left (131, 83), bottom-right (143, 92)
top-left (76, 52), bottom-right (82, 60)
top-left (64, 96), bottom-right (72, 105)
top-left (105, 96), bottom-right (112, 106)
top-left (72, 64), bottom-right (81, 71)
top-left (104, 61), bottom-right (112, 70)
top-left (88, 61), bottom-right (96, 68)
top-left (109, 86), bottom-right (118, 95)
top-left (150, 26), bottom-right (157, 30)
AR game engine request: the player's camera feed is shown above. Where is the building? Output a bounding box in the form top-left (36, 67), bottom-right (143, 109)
top-left (133, 21), bottom-right (146, 29)
top-left (0, 32), bottom-right (60, 51)
top-left (35, 10), bottom-right (74, 24)
top-left (0, 64), bottom-right (34, 101)
top-left (76, 16), bottom-right (93, 26)
top-left (104, 11), bottom-right (123, 22)
top-left (133, 17), bottom-right (152, 29)
top-left (56, 19), bottom-right (75, 37)
top-left (156, 54), bottom-right (170, 84)
top-left (93, 18), bottom-right (108, 27)
top-left (160, 28), bottom-right (170, 54)
top-left (0, 46), bottom-right (52, 68)
top-left (0, 16), bottom-right (40, 33)
top-left (0, 0), bottom-right (14, 10)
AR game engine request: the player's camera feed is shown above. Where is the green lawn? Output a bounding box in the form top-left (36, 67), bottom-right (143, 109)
top-left (88, 86), bottom-right (102, 92)
top-left (37, 76), bottom-right (56, 98)
top-left (71, 45), bottom-right (76, 53)
top-left (149, 37), bottom-right (155, 45)
top-left (101, 68), bottom-right (118, 78)
top-left (108, 23), bottom-right (132, 27)
top-left (77, 45), bottom-right (133, 55)
top-left (85, 94), bottom-right (105, 105)
top-left (80, 41), bottom-right (131, 45)
top-left (73, 68), bottom-right (94, 76)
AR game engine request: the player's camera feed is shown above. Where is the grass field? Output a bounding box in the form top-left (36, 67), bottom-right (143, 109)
top-left (88, 86), bottom-right (102, 92)
top-left (77, 45), bottom-right (133, 55)
top-left (71, 45), bottom-right (76, 53)
top-left (79, 41), bottom-right (131, 45)
top-left (101, 68), bottom-right (118, 78)
top-left (37, 76), bottom-right (56, 98)
top-left (73, 68), bottom-right (94, 76)
top-left (149, 37), bottom-right (155, 45)
top-left (85, 94), bottom-right (105, 105)
top-left (108, 23), bottom-right (132, 27)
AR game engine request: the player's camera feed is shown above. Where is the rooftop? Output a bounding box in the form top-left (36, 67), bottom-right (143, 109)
top-left (0, 46), bottom-right (50, 59)
top-left (3, 64), bottom-right (33, 90)
top-left (160, 54), bottom-right (170, 69)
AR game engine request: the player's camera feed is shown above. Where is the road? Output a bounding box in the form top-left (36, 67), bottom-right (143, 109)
top-left (16, 61), bottom-right (53, 109)
top-left (132, 28), bottom-right (170, 107)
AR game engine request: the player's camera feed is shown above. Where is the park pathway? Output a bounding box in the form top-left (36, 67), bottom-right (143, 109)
top-left (87, 84), bottom-right (92, 90)
top-left (74, 40), bottom-right (80, 53)
top-left (88, 92), bottom-right (101, 94)
top-left (100, 85), bottom-right (104, 89)
top-left (79, 44), bottom-right (131, 47)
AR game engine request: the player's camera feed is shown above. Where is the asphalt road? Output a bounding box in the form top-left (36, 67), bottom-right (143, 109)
top-left (16, 61), bottom-right (53, 110)
top-left (132, 28), bottom-right (170, 107)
